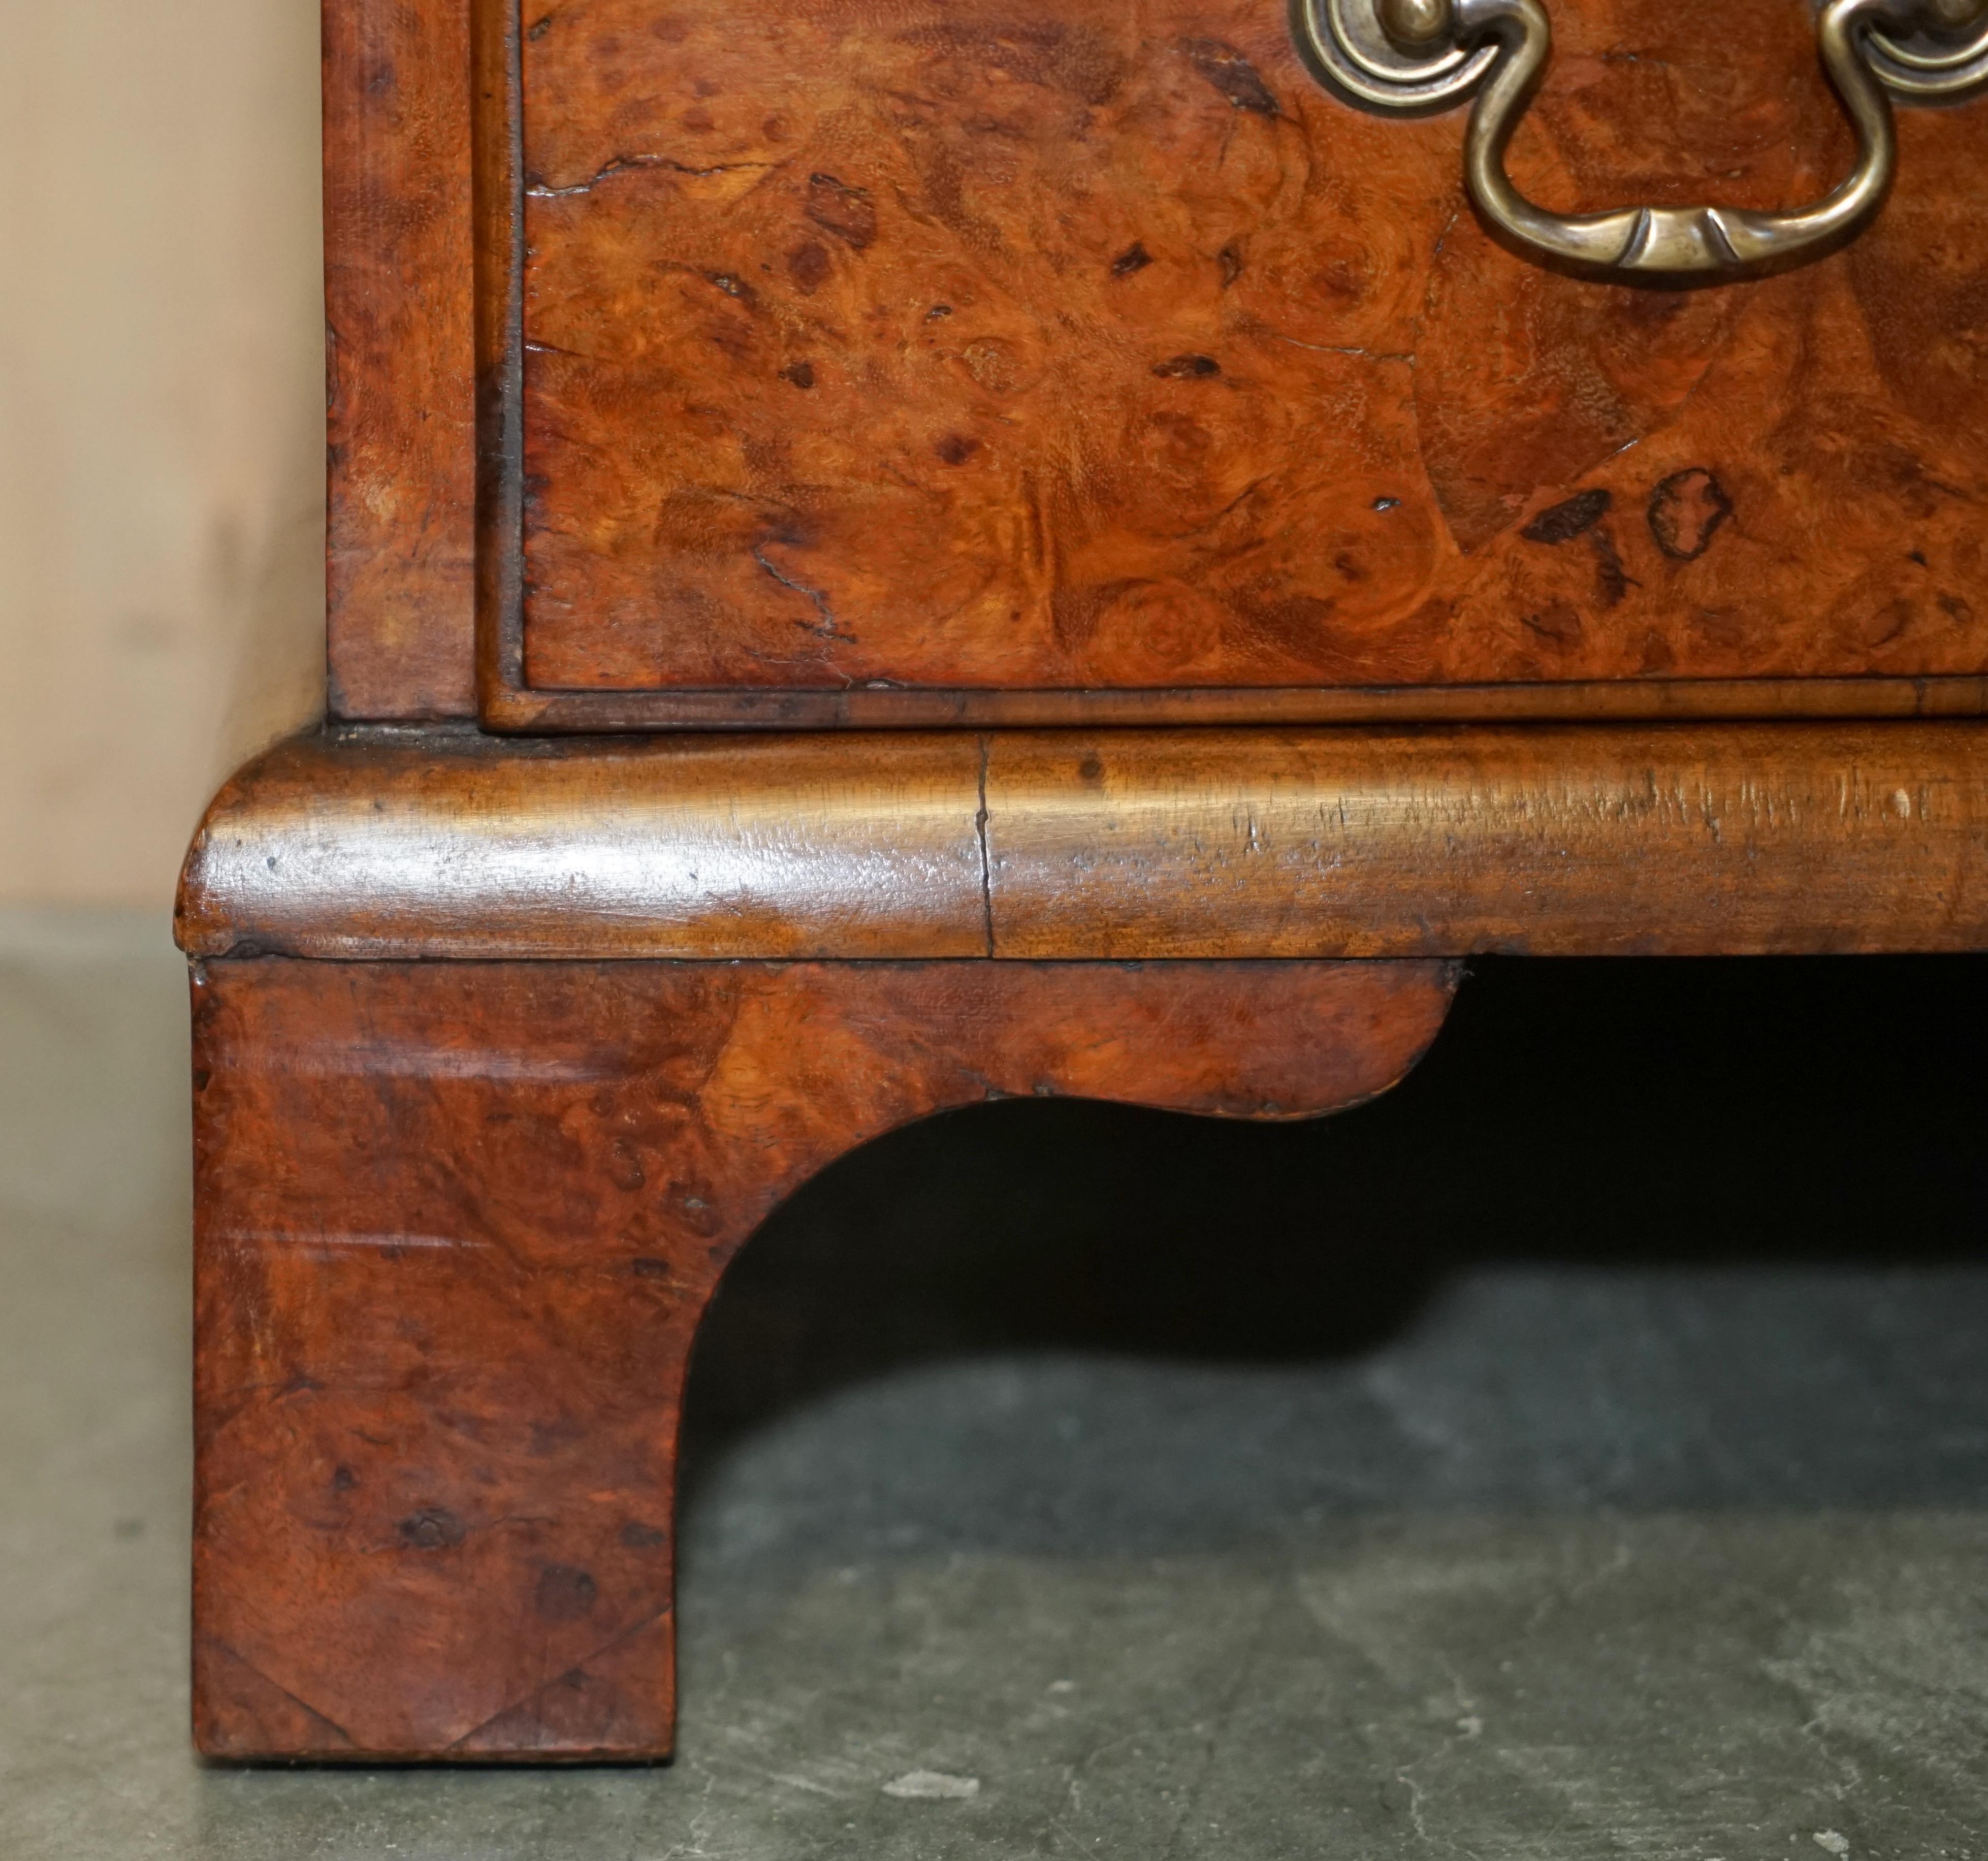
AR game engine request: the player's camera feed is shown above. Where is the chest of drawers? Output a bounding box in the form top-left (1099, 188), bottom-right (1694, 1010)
top-left (181, 0), bottom-right (1988, 1760)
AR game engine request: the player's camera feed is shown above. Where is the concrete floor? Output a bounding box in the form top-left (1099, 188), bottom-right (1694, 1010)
top-left (2, 913), bottom-right (1985, 1858)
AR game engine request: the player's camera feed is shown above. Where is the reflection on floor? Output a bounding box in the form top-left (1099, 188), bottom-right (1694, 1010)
top-left (3, 912), bottom-right (1984, 1857)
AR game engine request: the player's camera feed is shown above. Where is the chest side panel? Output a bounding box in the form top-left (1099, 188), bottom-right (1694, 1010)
top-left (326, 0), bottom-right (479, 718)
top-left (510, 0), bottom-right (1988, 698)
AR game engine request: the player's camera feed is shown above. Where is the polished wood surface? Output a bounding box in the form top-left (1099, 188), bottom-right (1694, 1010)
top-left (179, 723), bottom-right (1988, 961)
top-left (987, 724), bottom-right (1988, 956)
top-left (474, 0), bottom-right (1988, 720)
top-left (317, 0), bottom-right (1988, 725)
top-left (192, 954), bottom-right (1456, 1759)
top-left (325, 0), bottom-right (477, 720)
top-left (179, 727), bottom-right (990, 959)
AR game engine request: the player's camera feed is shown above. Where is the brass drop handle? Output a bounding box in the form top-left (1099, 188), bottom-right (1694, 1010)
top-left (1293, 0), bottom-right (1988, 280)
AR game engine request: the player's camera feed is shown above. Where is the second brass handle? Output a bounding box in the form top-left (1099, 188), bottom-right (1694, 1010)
top-left (1295, 0), bottom-right (1988, 281)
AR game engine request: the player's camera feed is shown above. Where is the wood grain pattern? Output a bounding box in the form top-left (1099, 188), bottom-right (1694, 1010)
top-left (177, 722), bottom-right (1988, 960)
top-left (178, 726), bottom-right (990, 959)
top-left (500, 0), bottom-right (1988, 709)
top-left (325, 0), bottom-right (478, 719)
top-left (986, 723), bottom-right (1988, 956)
top-left (191, 954), bottom-right (1457, 1759)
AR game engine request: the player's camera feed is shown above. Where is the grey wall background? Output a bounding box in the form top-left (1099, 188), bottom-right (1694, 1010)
top-left (0, 0), bottom-right (326, 906)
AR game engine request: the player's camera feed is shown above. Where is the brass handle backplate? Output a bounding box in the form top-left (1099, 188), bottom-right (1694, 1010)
top-left (1293, 0), bottom-right (1988, 280)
